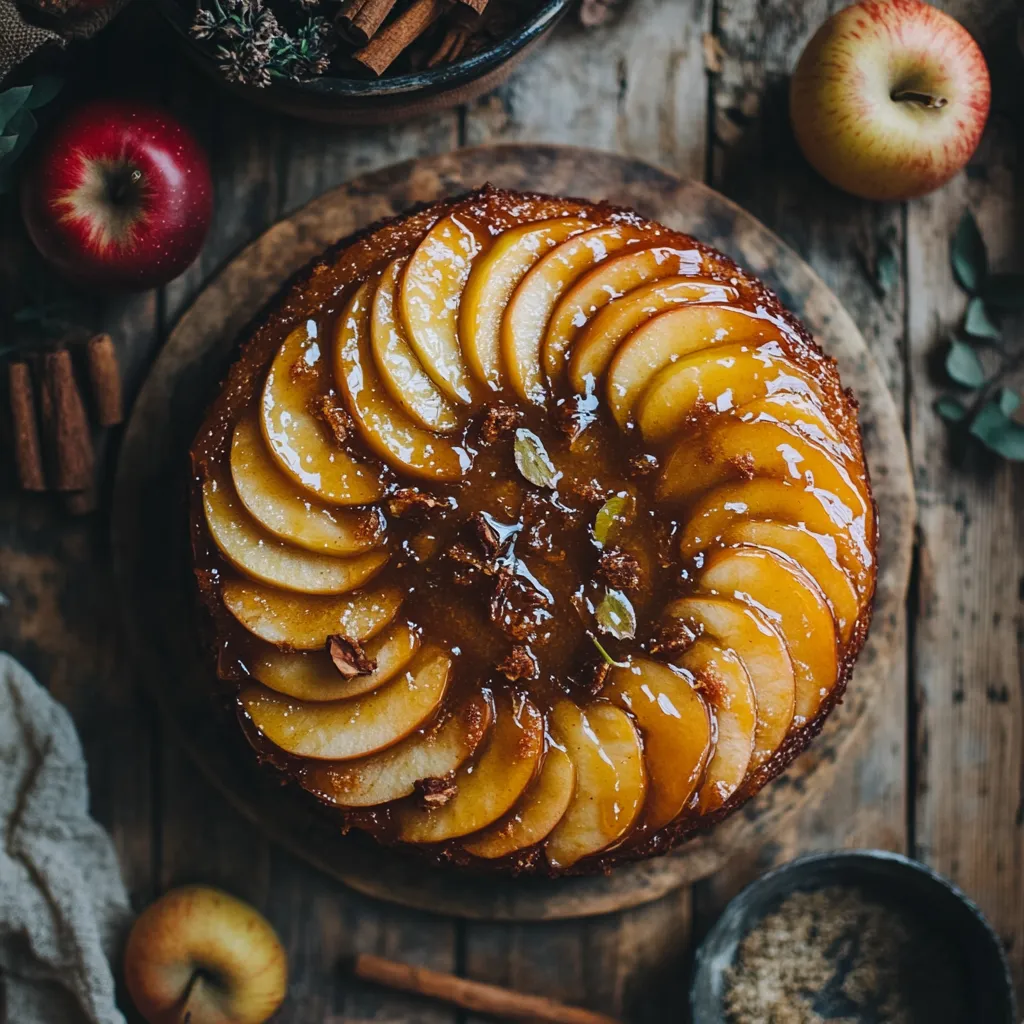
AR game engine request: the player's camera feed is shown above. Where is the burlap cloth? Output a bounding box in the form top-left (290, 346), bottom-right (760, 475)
top-left (0, 0), bottom-right (132, 83)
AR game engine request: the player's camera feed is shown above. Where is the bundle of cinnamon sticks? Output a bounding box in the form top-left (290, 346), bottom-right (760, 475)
top-left (338, 0), bottom-right (492, 76)
top-left (6, 335), bottom-right (123, 514)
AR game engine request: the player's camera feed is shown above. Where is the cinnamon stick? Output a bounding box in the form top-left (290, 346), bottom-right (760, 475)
top-left (8, 361), bottom-right (46, 491)
top-left (42, 349), bottom-right (94, 493)
top-left (337, 0), bottom-right (399, 45)
top-left (354, 0), bottom-right (451, 76)
top-left (85, 333), bottom-right (123, 427)
top-left (352, 954), bottom-right (622, 1024)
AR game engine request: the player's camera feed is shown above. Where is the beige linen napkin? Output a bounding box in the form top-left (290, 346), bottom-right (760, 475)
top-left (0, 652), bottom-right (130, 1024)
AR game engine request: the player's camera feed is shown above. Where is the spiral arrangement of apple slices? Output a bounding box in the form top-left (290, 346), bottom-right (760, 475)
top-left (194, 188), bottom-right (876, 874)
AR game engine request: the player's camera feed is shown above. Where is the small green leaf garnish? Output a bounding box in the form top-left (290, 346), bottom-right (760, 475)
top-left (595, 588), bottom-right (637, 641)
top-left (951, 210), bottom-right (987, 294)
top-left (964, 297), bottom-right (1001, 341)
top-left (0, 86), bottom-right (31, 135)
top-left (945, 339), bottom-right (985, 389)
top-left (998, 388), bottom-right (1021, 418)
top-left (934, 396), bottom-right (968, 423)
top-left (873, 237), bottom-right (899, 298)
top-left (593, 493), bottom-right (634, 546)
top-left (513, 428), bottom-right (561, 489)
top-left (591, 636), bottom-right (629, 669)
top-left (970, 398), bottom-right (1024, 461)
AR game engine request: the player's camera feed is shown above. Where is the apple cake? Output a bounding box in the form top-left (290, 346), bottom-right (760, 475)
top-left (190, 186), bottom-right (876, 875)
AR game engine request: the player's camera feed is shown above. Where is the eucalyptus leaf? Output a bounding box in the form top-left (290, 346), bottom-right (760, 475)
top-left (1, 109), bottom-right (35, 167)
top-left (983, 274), bottom-right (1024, 313)
top-left (970, 399), bottom-right (1024, 460)
top-left (935, 396), bottom-right (968, 423)
top-left (945, 339), bottom-right (985, 388)
top-left (593, 493), bottom-right (633, 546)
top-left (0, 135), bottom-right (18, 159)
top-left (998, 388), bottom-right (1021, 418)
top-left (0, 86), bottom-right (31, 135)
top-left (951, 210), bottom-right (986, 294)
top-left (963, 297), bottom-right (1001, 341)
top-left (513, 429), bottom-right (561, 489)
top-left (595, 588), bottom-right (636, 641)
top-left (591, 636), bottom-right (630, 669)
top-left (874, 242), bottom-right (899, 298)
top-left (24, 76), bottom-right (63, 110)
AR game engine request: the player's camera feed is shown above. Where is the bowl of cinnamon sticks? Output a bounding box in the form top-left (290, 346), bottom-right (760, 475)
top-left (157, 0), bottom-right (572, 125)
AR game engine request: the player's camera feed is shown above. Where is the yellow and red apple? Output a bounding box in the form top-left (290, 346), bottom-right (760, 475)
top-left (790, 0), bottom-right (991, 201)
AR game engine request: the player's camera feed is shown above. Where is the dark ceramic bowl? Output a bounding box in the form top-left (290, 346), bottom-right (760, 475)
top-left (691, 850), bottom-right (1017, 1024)
top-left (157, 0), bottom-right (572, 124)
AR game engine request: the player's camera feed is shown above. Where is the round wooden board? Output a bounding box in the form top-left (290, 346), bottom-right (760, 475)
top-left (112, 145), bottom-right (915, 922)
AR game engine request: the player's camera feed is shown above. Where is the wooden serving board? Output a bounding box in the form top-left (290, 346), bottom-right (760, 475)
top-left (112, 145), bottom-right (915, 922)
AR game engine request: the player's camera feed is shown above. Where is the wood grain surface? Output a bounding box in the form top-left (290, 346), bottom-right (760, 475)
top-left (0, 0), bottom-right (1020, 1019)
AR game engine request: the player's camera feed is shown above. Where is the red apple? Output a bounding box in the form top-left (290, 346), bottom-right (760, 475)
top-left (21, 99), bottom-right (213, 290)
top-left (790, 0), bottom-right (991, 201)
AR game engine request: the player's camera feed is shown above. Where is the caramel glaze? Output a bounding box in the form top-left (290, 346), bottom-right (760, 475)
top-left (190, 186), bottom-right (877, 876)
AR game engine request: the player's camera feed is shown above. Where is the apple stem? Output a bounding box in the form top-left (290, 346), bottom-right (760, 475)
top-left (891, 89), bottom-right (948, 110)
top-left (179, 970), bottom-right (200, 1024)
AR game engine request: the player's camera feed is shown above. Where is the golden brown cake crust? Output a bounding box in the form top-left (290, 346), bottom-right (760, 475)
top-left (189, 185), bottom-right (877, 877)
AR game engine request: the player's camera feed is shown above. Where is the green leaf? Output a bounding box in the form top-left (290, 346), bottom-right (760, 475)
top-left (0, 135), bottom-right (18, 159)
top-left (24, 76), bottom-right (63, 110)
top-left (593, 493), bottom-right (634, 546)
top-left (513, 428), bottom-right (561, 489)
top-left (945, 339), bottom-right (985, 388)
top-left (595, 588), bottom-right (636, 641)
top-left (0, 86), bottom-right (32, 134)
top-left (951, 210), bottom-right (987, 294)
top-left (590, 636), bottom-right (629, 669)
top-left (970, 399), bottom-right (1024, 460)
top-left (983, 274), bottom-right (1024, 313)
top-left (963, 297), bottom-right (1001, 341)
top-left (0, 109), bottom-right (35, 167)
top-left (998, 388), bottom-right (1021, 418)
top-left (935, 396), bottom-right (968, 423)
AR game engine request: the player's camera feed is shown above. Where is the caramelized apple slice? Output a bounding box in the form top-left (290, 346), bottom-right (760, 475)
top-left (606, 658), bottom-right (712, 831)
top-left (721, 521), bottom-right (860, 645)
top-left (371, 257), bottom-right (460, 433)
top-left (335, 281), bottom-right (472, 481)
top-left (677, 639), bottom-right (756, 813)
top-left (240, 646), bottom-right (451, 761)
top-left (230, 414), bottom-right (384, 556)
top-left (460, 216), bottom-right (591, 390)
top-left (395, 694), bottom-right (545, 843)
top-left (300, 692), bottom-right (494, 808)
top-left (606, 305), bottom-right (784, 427)
top-left (248, 621), bottom-right (422, 702)
top-left (399, 211), bottom-right (486, 404)
top-left (222, 579), bottom-right (401, 650)
top-left (261, 323), bottom-right (382, 505)
top-left (462, 742), bottom-right (575, 859)
top-left (635, 342), bottom-right (826, 444)
top-left (700, 546), bottom-right (839, 723)
top-left (665, 596), bottom-right (795, 765)
top-left (545, 701), bottom-right (646, 869)
top-left (502, 222), bottom-right (655, 404)
top-left (567, 277), bottom-right (740, 393)
top-left (203, 471), bottom-right (388, 595)
top-left (680, 479), bottom-right (873, 596)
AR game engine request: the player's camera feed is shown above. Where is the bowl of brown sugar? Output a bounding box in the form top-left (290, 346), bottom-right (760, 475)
top-left (690, 850), bottom-right (1016, 1024)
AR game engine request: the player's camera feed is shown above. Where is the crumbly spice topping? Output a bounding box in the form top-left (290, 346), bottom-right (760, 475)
top-left (326, 634), bottom-right (377, 678)
top-left (596, 548), bottom-right (642, 592)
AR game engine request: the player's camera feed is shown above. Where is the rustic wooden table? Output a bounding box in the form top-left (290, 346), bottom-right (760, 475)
top-left (1, 2), bottom-right (1021, 1020)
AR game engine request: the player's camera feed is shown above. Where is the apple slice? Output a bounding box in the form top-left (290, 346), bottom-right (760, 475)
top-left (699, 546), bottom-right (839, 724)
top-left (545, 701), bottom-right (646, 869)
top-left (335, 281), bottom-right (472, 481)
top-left (737, 392), bottom-right (852, 460)
top-left (203, 470), bottom-right (388, 595)
top-left (261, 322), bottom-right (382, 505)
top-left (395, 694), bottom-right (545, 843)
top-left (541, 244), bottom-right (708, 385)
top-left (248, 621), bottom-right (422, 702)
top-left (635, 342), bottom-right (826, 443)
top-left (460, 216), bottom-right (592, 390)
top-left (462, 742), bottom-right (575, 859)
top-left (606, 305), bottom-right (789, 428)
top-left (240, 646), bottom-right (451, 760)
top-left (371, 256), bottom-right (460, 433)
top-left (221, 579), bottom-right (401, 650)
top-left (399, 211), bottom-right (487, 405)
top-left (300, 692), bottom-right (494, 808)
top-left (677, 639), bottom-right (757, 813)
top-left (230, 414), bottom-right (384, 556)
top-left (567, 277), bottom-right (740, 393)
top-left (606, 658), bottom-right (711, 831)
top-left (720, 520), bottom-right (861, 645)
top-left (502, 222), bottom-right (656, 404)
top-left (679, 479), bottom-right (873, 597)
top-left (665, 596), bottom-right (795, 765)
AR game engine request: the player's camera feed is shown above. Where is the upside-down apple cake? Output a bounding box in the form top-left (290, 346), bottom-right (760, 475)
top-left (190, 186), bottom-right (876, 875)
